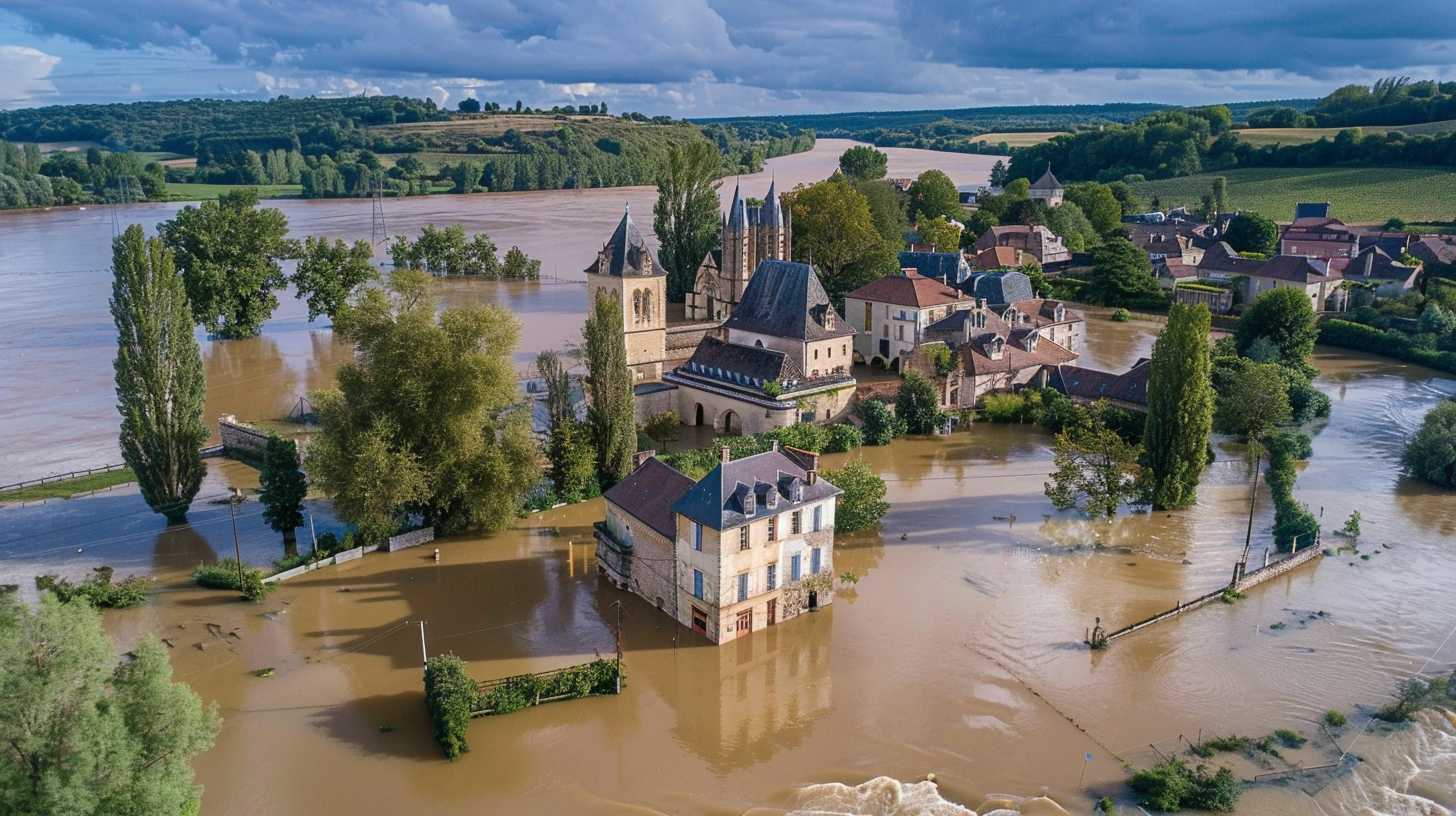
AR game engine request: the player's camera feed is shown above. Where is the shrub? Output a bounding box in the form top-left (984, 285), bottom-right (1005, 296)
top-left (1111, 307), bottom-right (1132, 322)
top-left (192, 559), bottom-right (271, 599)
top-left (824, 423), bottom-right (864, 453)
top-left (980, 392), bottom-right (1030, 423)
top-left (641, 412), bottom-right (680, 445)
top-left (1323, 709), bottom-right (1347, 727)
top-left (1342, 510), bottom-right (1362, 538)
top-left (769, 422), bottom-right (830, 453)
top-left (1129, 758), bottom-right (1239, 813)
top-left (477, 659), bottom-right (621, 716)
top-left (424, 654), bottom-right (479, 759)
top-left (1272, 729), bottom-right (1306, 748)
top-left (1376, 678), bottom-right (1431, 723)
top-left (1320, 319), bottom-right (1456, 377)
top-left (857, 400), bottom-right (904, 445)
top-left (34, 566), bottom-right (150, 608)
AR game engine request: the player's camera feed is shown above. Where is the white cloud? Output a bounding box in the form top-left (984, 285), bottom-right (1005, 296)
top-left (0, 45), bottom-right (61, 108)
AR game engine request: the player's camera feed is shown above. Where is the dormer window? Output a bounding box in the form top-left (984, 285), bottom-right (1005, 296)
top-left (794, 483), bottom-right (804, 502)
top-left (743, 492), bottom-right (755, 515)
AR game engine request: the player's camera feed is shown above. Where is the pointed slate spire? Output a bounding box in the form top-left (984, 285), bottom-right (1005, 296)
top-left (591, 201), bottom-right (659, 277)
top-left (761, 178), bottom-right (782, 228)
top-left (727, 178), bottom-right (747, 232)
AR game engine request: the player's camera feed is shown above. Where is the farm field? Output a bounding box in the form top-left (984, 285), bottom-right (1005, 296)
top-left (1233, 119), bottom-right (1456, 146)
top-left (165, 182), bottom-right (303, 201)
top-left (1129, 166), bottom-right (1456, 223)
top-left (970, 131), bottom-right (1066, 147)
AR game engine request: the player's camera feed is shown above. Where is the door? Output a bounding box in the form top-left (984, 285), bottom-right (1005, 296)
top-left (694, 403), bottom-right (705, 426)
top-left (692, 607), bottom-right (708, 636)
top-left (766, 598), bottom-right (777, 626)
top-left (736, 608), bottom-right (752, 635)
top-left (879, 338), bottom-right (890, 358)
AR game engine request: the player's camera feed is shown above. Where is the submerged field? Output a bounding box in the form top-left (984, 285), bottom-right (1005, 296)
top-left (1129, 166), bottom-right (1456, 223)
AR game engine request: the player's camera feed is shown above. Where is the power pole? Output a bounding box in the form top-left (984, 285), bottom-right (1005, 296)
top-left (610, 600), bottom-right (623, 693)
top-left (227, 488), bottom-right (246, 588)
top-left (370, 177), bottom-right (388, 245)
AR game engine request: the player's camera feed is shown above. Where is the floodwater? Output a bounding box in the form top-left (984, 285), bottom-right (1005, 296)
top-left (4, 143), bottom-right (1456, 814)
top-left (0, 138), bottom-right (1000, 483)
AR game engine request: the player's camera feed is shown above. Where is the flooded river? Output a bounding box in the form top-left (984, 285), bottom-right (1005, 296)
top-left (3, 142), bottom-right (1455, 814)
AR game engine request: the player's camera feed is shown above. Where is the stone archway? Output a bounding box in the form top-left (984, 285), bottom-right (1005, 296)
top-left (693, 403), bottom-right (705, 426)
top-left (718, 409), bottom-right (740, 435)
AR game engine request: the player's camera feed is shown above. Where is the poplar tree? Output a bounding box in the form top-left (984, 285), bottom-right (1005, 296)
top-left (653, 140), bottom-right (722, 302)
top-left (110, 225), bottom-right (208, 523)
top-left (582, 294), bottom-right (635, 487)
top-left (1142, 302), bottom-right (1215, 509)
top-left (259, 436), bottom-right (308, 557)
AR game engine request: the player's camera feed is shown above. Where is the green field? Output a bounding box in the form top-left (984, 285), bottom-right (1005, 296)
top-left (1, 468), bottom-right (136, 502)
top-left (1234, 119), bottom-right (1456, 146)
top-left (1130, 166), bottom-right (1456, 223)
top-left (970, 131), bottom-right (1066, 147)
top-left (165, 182), bottom-right (303, 201)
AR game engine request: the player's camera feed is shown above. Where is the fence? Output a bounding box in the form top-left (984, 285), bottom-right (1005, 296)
top-left (0, 463), bottom-right (129, 495)
top-left (470, 658), bottom-right (623, 717)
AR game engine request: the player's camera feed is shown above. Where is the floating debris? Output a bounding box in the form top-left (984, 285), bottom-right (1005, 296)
top-left (251, 667), bottom-right (275, 678)
top-left (161, 638), bottom-right (175, 648)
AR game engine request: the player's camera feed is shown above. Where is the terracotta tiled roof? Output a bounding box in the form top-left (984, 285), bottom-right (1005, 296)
top-left (962, 335), bottom-right (1076, 375)
top-left (846, 270), bottom-right (965, 308)
top-left (973, 246), bottom-right (1023, 269)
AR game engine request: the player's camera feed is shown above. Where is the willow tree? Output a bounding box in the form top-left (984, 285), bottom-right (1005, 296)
top-left (1142, 302), bottom-right (1215, 509)
top-left (582, 294), bottom-right (635, 487)
top-left (653, 139), bottom-right (722, 302)
top-left (307, 268), bottom-right (539, 541)
top-left (110, 225), bottom-right (208, 523)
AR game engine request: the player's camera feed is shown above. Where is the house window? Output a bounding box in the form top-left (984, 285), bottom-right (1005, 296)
top-left (814, 348), bottom-right (819, 359)
top-left (767, 563), bottom-right (777, 591)
top-left (813, 505), bottom-right (822, 532)
top-left (768, 516), bottom-right (777, 540)
top-left (811, 547), bottom-right (822, 575)
top-left (897, 325), bottom-right (905, 341)
top-left (693, 569), bottom-right (704, 599)
top-left (693, 522), bottom-right (702, 551)
top-left (791, 510), bottom-right (802, 535)
top-left (737, 572), bottom-right (749, 602)
top-left (863, 302), bottom-right (872, 329)
top-left (739, 526), bottom-right (750, 550)
top-left (842, 344), bottom-right (847, 356)
top-left (790, 553), bottom-right (802, 581)
top-left (882, 325), bottom-right (889, 338)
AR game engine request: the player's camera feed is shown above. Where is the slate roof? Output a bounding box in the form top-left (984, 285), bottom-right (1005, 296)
top-left (603, 457), bottom-right (696, 540)
top-left (680, 336), bottom-right (804, 389)
top-left (1030, 164), bottom-right (1062, 191)
top-left (672, 447), bottom-right (842, 531)
top-left (1046, 359), bottom-right (1151, 408)
top-left (588, 205), bottom-right (660, 277)
top-left (1293, 202), bottom-right (1331, 222)
top-left (846, 270), bottom-right (965, 308)
top-left (1198, 242), bottom-right (1265, 275)
top-left (761, 179), bottom-right (783, 228)
top-left (1008, 298), bottom-right (1079, 327)
top-left (1341, 246), bottom-right (1419, 283)
top-left (1410, 235), bottom-right (1456, 266)
top-left (726, 182), bottom-right (748, 231)
top-left (963, 270), bottom-right (1035, 305)
top-left (1253, 255), bottom-right (1330, 284)
top-left (1357, 230), bottom-right (1412, 258)
top-left (722, 260), bottom-right (854, 341)
top-left (962, 334), bottom-right (1076, 375)
top-left (899, 250), bottom-right (969, 284)
top-left (925, 306), bottom-right (1011, 340)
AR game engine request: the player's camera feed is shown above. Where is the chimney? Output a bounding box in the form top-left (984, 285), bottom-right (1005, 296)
top-left (720, 446), bottom-right (732, 464)
top-left (633, 449), bottom-right (656, 469)
top-left (771, 440), bottom-right (780, 452)
top-left (806, 469), bottom-right (818, 486)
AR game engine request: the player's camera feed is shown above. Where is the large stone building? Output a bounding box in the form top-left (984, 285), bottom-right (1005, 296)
top-left (686, 181), bottom-right (792, 322)
top-left (973, 224), bottom-right (1070, 265)
top-left (843, 268), bottom-right (970, 369)
top-left (584, 205), bottom-right (667, 383)
top-left (595, 445), bottom-right (841, 644)
top-left (664, 260), bottom-right (857, 433)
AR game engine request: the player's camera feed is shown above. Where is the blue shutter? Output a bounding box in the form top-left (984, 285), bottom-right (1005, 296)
top-left (790, 554), bottom-right (801, 581)
top-left (693, 522), bottom-right (702, 551)
top-left (737, 573), bottom-right (748, 602)
top-left (813, 505), bottom-right (822, 532)
top-left (811, 547), bottom-right (822, 575)
top-left (693, 569), bottom-right (703, 599)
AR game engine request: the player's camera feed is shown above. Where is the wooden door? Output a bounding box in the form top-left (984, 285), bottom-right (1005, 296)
top-left (736, 608), bottom-right (752, 635)
top-left (692, 607), bottom-right (707, 636)
top-left (766, 599), bottom-right (777, 626)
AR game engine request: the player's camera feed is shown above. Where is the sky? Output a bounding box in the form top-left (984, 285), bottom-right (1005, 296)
top-left (3, 1), bottom-right (1456, 115)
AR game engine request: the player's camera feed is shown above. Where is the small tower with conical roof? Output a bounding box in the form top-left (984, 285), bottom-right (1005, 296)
top-left (584, 203), bottom-right (667, 383)
top-left (1029, 163), bottom-right (1064, 207)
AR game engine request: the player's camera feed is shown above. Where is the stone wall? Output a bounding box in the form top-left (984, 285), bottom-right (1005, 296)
top-left (665, 321), bottom-right (719, 357)
top-left (386, 526), bottom-right (435, 553)
top-left (1235, 544), bottom-right (1322, 592)
top-left (218, 414), bottom-right (270, 461)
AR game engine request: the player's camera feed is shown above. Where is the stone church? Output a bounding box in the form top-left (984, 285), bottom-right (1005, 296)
top-left (685, 181), bottom-right (792, 322)
top-left (583, 205), bottom-right (667, 384)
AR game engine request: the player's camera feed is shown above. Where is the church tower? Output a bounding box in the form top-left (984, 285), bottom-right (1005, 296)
top-left (686, 181), bottom-right (794, 322)
top-left (583, 204), bottom-right (667, 383)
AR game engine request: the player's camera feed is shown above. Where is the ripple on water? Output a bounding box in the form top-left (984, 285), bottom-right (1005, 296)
top-left (788, 776), bottom-right (1070, 816)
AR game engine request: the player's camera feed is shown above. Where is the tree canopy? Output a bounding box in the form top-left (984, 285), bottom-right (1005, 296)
top-left (1045, 403), bottom-right (1142, 518)
top-left (308, 268), bottom-right (539, 540)
top-left (653, 140), bottom-right (723, 302)
top-left (895, 372), bottom-right (941, 434)
top-left (260, 436), bottom-right (308, 555)
top-left (1214, 360), bottom-right (1293, 439)
top-left (1141, 303), bottom-right (1215, 509)
top-left (822, 460), bottom-right (889, 533)
top-left (907, 169), bottom-right (960, 223)
top-left (292, 237), bottom-right (375, 322)
top-left (1223, 213), bottom-right (1279, 256)
top-left (1403, 400), bottom-right (1456, 489)
top-left (582, 294), bottom-right (636, 487)
top-left (786, 176), bottom-right (889, 303)
top-left (1082, 237), bottom-right (1162, 307)
top-left (1236, 287), bottom-right (1319, 371)
top-left (838, 145), bottom-right (888, 181)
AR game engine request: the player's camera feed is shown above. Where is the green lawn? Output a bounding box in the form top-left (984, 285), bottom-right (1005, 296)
top-left (1130, 166), bottom-right (1456, 224)
top-left (1, 468), bottom-right (136, 502)
top-left (165, 182), bottom-right (303, 201)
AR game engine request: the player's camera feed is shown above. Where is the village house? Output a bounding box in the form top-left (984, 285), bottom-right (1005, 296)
top-left (1028, 164), bottom-right (1064, 207)
top-left (898, 249), bottom-right (972, 286)
top-left (961, 269), bottom-right (1084, 352)
top-left (970, 245), bottom-right (1031, 271)
top-left (595, 445), bottom-right (841, 644)
top-left (1409, 234), bottom-right (1456, 270)
top-left (686, 181), bottom-right (792, 322)
top-left (1281, 203), bottom-right (1359, 260)
top-left (1333, 245), bottom-right (1421, 297)
top-left (843, 269), bottom-right (970, 369)
top-left (973, 224), bottom-right (1071, 265)
top-left (664, 260), bottom-right (856, 433)
top-left (1044, 359), bottom-right (1151, 413)
top-left (909, 295), bottom-right (1079, 407)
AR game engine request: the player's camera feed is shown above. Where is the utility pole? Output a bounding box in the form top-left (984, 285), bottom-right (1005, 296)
top-left (306, 510), bottom-right (318, 558)
top-left (227, 488), bottom-right (246, 588)
top-left (370, 177), bottom-right (388, 245)
top-left (1239, 450), bottom-right (1262, 581)
top-left (418, 621), bottom-right (428, 666)
top-left (610, 600), bottom-right (623, 693)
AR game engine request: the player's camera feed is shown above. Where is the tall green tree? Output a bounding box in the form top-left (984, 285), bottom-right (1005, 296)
top-left (1236, 287), bottom-right (1319, 371)
top-left (854, 179), bottom-right (909, 248)
top-left (787, 176), bottom-right (885, 302)
top-left (110, 225), bottom-right (208, 523)
top-left (308, 268), bottom-right (539, 540)
top-left (159, 189), bottom-right (293, 338)
top-left (907, 169), bottom-right (960, 223)
top-left (0, 593), bottom-right (220, 816)
top-left (1065, 182), bottom-right (1122, 235)
top-left (895, 372), bottom-right (940, 434)
top-left (1083, 237), bottom-right (1162, 307)
top-left (260, 436), bottom-right (308, 557)
top-left (582, 294), bottom-right (636, 486)
top-left (838, 145), bottom-right (888, 181)
top-left (821, 460), bottom-right (889, 533)
top-left (653, 140), bottom-right (722, 302)
top-left (292, 237), bottom-right (375, 322)
top-left (1403, 401), bottom-right (1456, 489)
top-left (1224, 213), bottom-right (1279, 256)
top-left (1142, 303), bottom-right (1215, 509)
top-left (1214, 360), bottom-right (1293, 439)
top-left (1045, 404), bottom-right (1142, 518)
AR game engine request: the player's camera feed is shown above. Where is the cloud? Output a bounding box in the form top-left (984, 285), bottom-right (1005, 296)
top-left (0, 44), bottom-right (61, 107)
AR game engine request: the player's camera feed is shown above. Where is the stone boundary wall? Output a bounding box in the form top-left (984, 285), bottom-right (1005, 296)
top-left (333, 546), bottom-right (365, 564)
top-left (218, 415), bottom-right (270, 461)
top-left (386, 527), bottom-right (435, 552)
top-left (262, 544), bottom-right (368, 584)
top-left (1235, 544), bottom-right (1322, 592)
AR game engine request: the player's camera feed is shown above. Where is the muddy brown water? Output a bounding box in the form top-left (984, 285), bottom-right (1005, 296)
top-left (4, 145), bottom-right (1455, 814)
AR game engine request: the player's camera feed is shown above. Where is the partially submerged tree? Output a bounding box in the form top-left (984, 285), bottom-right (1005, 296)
top-left (110, 225), bottom-right (208, 523)
top-left (1236, 287), bottom-right (1319, 372)
top-left (1403, 400), bottom-right (1456, 488)
top-left (582, 294), bottom-right (636, 487)
top-left (1142, 303), bottom-right (1215, 509)
top-left (653, 139), bottom-right (722, 302)
top-left (1045, 404), bottom-right (1142, 518)
top-left (822, 459), bottom-right (889, 533)
top-left (308, 268), bottom-right (539, 541)
top-left (158, 188), bottom-right (293, 338)
top-left (1083, 237), bottom-right (1161, 307)
top-left (292, 236), bottom-right (375, 322)
top-left (0, 593), bottom-right (221, 816)
top-left (259, 436), bottom-right (308, 557)
top-left (895, 372), bottom-right (940, 435)
top-left (1214, 360), bottom-right (1293, 439)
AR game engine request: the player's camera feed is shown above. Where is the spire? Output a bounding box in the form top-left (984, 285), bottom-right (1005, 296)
top-left (727, 178), bottom-right (747, 232)
top-left (762, 178), bottom-right (782, 228)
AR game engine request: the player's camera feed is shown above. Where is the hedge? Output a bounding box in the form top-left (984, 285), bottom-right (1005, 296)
top-left (1319, 319), bottom-right (1456, 375)
top-left (424, 655), bottom-right (477, 759)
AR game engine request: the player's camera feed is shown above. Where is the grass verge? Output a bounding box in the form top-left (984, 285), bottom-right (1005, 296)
top-left (1, 467), bottom-right (136, 501)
